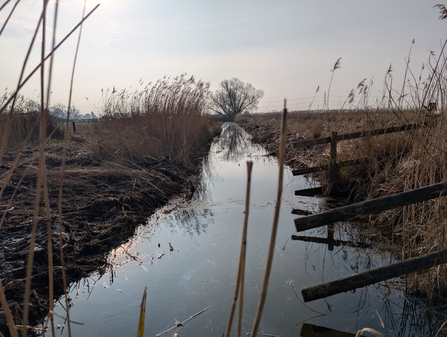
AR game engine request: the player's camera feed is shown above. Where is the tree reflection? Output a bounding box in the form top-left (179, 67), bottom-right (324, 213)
top-left (162, 207), bottom-right (213, 238)
top-left (213, 122), bottom-right (266, 162)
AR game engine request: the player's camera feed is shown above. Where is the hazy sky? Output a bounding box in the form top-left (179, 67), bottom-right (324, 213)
top-left (1, 0), bottom-right (447, 114)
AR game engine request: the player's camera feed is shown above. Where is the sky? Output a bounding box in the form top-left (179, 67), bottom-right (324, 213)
top-left (1, 0), bottom-right (447, 114)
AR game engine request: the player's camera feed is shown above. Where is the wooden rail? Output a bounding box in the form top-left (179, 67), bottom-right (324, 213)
top-left (301, 248), bottom-right (447, 302)
top-left (294, 181), bottom-right (447, 232)
top-left (292, 123), bottom-right (422, 185)
top-left (301, 323), bottom-right (356, 336)
top-left (295, 180), bottom-right (447, 301)
top-left (292, 122), bottom-right (447, 302)
top-left (293, 123), bottom-right (421, 149)
top-left (294, 187), bottom-right (323, 197)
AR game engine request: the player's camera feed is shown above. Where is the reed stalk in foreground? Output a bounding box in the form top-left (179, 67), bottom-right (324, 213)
top-left (0, 283), bottom-right (18, 337)
top-left (22, 2), bottom-right (52, 334)
top-left (137, 287), bottom-right (147, 337)
top-left (55, 2), bottom-right (88, 335)
top-left (355, 327), bottom-right (382, 337)
top-left (225, 161), bottom-right (253, 337)
top-left (250, 100), bottom-right (288, 337)
top-left (0, 2), bottom-right (99, 335)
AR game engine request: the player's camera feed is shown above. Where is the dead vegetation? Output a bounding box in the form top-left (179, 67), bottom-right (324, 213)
top-left (0, 95), bottom-right (64, 149)
top-left (0, 132), bottom-right (212, 332)
top-left (237, 15), bottom-right (447, 300)
top-left (239, 105), bottom-right (447, 299)
top-left (0, 76), bottom-right (219, 335)
top-left (93, 74), bottom-right (217, 166)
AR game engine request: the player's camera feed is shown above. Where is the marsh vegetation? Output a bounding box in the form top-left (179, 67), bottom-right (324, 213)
top-left (3, 1), bottom-right (447, 337)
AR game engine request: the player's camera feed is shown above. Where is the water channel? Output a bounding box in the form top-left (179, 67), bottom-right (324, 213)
top-left (52, 123), bottom-right (443, 336)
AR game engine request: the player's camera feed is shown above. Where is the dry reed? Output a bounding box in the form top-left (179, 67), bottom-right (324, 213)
top-left (93, 74), bottom-right (213, 166)
top-left (250, 101), bottom-right (288, 336)
top-left (225, 161), bottom-right (253, 337)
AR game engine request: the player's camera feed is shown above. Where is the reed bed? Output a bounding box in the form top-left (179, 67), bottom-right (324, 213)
top-left (0, 90), bottom-right (217, 337)
top-left (93, 74), bottom-right (215, 166)
top-left (0, 95), bottom-right (64, 148)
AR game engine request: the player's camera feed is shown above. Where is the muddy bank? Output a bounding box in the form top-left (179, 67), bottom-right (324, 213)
top-left (0, 131), bottom-right (214, 335)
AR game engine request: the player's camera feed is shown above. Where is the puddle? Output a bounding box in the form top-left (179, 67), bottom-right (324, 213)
top-left (51, 123), bottom-right (445, 337)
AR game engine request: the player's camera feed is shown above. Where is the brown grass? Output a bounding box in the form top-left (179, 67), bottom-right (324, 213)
top-left (3, 1), bottom-right (447, 335)
top-left (0, 3), bottom-right (218, 334)
top-left (240, 96), bottom-right (447, 299)
top-left (237, 25), bottom-right (447, 298)
top-left (93, 75), bottom-right (215, 166)
top-left (0, 95), bottom-right (64, 148)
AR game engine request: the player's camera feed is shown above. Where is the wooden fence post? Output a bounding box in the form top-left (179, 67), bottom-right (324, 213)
top-left (72, 121), bottom-right (76, 133)
top-left (327, 224), bottom-right (334, 251)
top-left (328, 131), bottom-right (338, 183)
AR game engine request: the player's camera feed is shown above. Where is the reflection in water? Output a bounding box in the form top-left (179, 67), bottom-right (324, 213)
top-left (150, 204), bottom-right (213, 238)
top-left (49, 121), bottom-right (447, 337)
top-left (301, 323), bottom-right (356, 336)
top-left (213, 122), bottom-right (267, 162)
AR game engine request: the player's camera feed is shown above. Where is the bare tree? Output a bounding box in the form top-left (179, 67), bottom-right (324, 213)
top-left (209, 78), bottom-right (264, 121)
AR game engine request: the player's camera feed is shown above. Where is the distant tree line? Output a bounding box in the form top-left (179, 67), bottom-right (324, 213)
top-left (50, 103), bottom-right (97, 120)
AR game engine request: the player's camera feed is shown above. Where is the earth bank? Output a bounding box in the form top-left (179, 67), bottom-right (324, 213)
top-left (0, 123), bottom-right (218, 335)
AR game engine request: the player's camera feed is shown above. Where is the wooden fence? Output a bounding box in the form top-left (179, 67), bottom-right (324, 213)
top-left (291, 122), bottom-right (447, 302)
top-left (295, 181), bottom-right (447, 302)
top-left (292, 123), bottom-right (422, 183)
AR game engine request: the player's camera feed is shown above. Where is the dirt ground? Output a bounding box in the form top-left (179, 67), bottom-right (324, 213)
top-left (0, 133), bottom-right (210, 334)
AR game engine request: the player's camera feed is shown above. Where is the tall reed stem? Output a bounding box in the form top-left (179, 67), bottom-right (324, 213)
top-left (326, 58), bottom-right (341, 110)
top-left (225, 161), bottom-right (253, 337)
top-left (0, 282), bottom-right (19, 337)
top-left (250, 100), bottom-right (288, 336)
top-left (56, 3), bottom-right (87, 335)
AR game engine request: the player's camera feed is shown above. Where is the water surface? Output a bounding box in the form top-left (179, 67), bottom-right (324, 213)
top-left (52, 123), bottom-right (440, 337)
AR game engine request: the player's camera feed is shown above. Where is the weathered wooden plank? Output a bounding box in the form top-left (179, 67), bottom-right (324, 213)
top-left (336, 123), bottom-right (420, 141)
top-left (292, 165), bottom-right (326, 175)
top-left (293, 136), bottom-right (332, 148)
top-left (291, 209), bottom-right (314, 216)
top-left (301, 323), bottom-right (356, 337)
top-left (329, 131), bottom-right (338, 182)
top-left (301, 248), bottom-right (447, 302)
top-left (292, 123), bottom-right (421, 149)
top-left (294, 181), bottom-right (447, 232)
